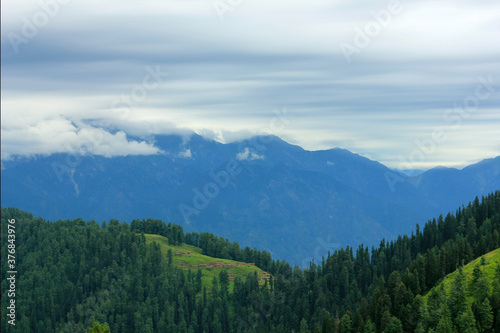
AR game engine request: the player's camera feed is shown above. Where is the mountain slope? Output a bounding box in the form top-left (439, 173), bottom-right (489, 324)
top-left (144, 233), bottom-right (271, 292)
top-left (1, 134), bottom-right (499, 264)
top-left (2, 191), bottom-right (500, 332)
top-left (424, 248), bottom-right (500, 304)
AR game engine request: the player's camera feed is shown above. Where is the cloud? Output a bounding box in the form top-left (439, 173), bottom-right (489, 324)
top-left (236, 148), bottom-right (265, 161)
top-left (178, 148), bottom-right (192, 159)
top-left (1, 0), bottom-right (499, 167)
top-left (1, 116), bottom-right (162, 160)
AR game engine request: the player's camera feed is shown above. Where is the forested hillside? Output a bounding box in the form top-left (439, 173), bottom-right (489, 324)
top-left (3, 134), bottom-right (499, 264)
top-left (422, 248), bottom-right (500, 333)
top-left (1, 191), bottom-right (500, 332)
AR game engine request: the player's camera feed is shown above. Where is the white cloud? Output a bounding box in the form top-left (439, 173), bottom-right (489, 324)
top-left (236, 147), bottom-right (265, 161)
top-left (178, 148), bottom-right (192, 159)
top-left (0, 116), bottom-right (162, 160)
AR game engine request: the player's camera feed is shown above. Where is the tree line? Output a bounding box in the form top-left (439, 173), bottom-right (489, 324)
top-left (1, 191), bottom-right (500, 332)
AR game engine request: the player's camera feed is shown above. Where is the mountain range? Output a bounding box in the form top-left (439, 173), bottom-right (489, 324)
top-left (2, 133), bottom-right (499, 264)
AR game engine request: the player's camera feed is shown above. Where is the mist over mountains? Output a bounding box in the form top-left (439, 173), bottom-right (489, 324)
top-left (2, 134), bottom-right (499, 264)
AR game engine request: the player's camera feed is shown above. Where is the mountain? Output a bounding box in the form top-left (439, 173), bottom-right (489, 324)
top-left (408, 156), bottom-right (500, 214)
top-left (392, 168), bottom-right (424, 177)
top-left (1, 133), bottom-right (499, 264)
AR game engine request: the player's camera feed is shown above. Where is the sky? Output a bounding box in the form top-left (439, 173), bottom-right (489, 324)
top-left (1, 0), bottom-right (500, 170)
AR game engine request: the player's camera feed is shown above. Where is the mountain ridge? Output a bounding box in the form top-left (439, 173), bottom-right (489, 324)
top-left (1, 133), bottom-right (499, 264)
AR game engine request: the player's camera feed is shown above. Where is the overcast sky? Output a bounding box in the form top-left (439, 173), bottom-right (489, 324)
top-left (2, 0), bottom-right (499, 169)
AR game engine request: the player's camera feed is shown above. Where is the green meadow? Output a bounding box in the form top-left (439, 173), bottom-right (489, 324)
top-left (144, 234), bottom-right (271, 292)
top-left (425, 247), bottom-right (500, 304)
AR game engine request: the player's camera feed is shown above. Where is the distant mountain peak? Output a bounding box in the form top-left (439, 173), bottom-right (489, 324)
top-left (2, 132), bottom-right (498, 264)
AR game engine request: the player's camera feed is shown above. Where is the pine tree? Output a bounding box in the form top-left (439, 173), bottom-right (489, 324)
top-left (477, 299), bottom-right (494, 332)
top-left (380, 310), bottom-right (393, 333)
top-left (219, 270), bottom-right (229, 295)
top-left (457, 307), bottom-right (478, 333)
top-left (300, 318), bottom-right (310, 333)
top-left (211, 312), bottom-right (223, 333)
top-left (189, 311), bottom-right (198, 333)
top-left (415, 323), bottom-right (426, 333)
top-left (426, 285), bottom-right (447, 327)
top-left (88, 321), bottom-right (111, 333)
top-left (363, 319), bottom-right (376, 333)
top-left (167, 249), bottom-right (173, 266)
top-left (196, 269), bottom-right (203, 293)
top-left (383, 317), bottom-right (403, 333)
top-left (471, 265), bottom-right (492, 303)
top-left (472, 264), bottom-right (483, 285)
top-left (339, 313), bottom-right (352, 333)
top-left (435, 316), bottom-right (453, 333)
top-left (448, 267), bottom-right (468, 321)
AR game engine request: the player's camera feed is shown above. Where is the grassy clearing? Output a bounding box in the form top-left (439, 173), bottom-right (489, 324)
top-left (425, 247), bottom-right (500, 304)
top-left (144, 234), bottom-right (271, 292)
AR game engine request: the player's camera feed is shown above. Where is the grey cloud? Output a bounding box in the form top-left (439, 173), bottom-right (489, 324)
top-left (1, 0), bottom-right (499, 167)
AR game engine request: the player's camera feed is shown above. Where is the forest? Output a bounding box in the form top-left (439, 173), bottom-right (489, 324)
top-left (1, 191), bottom-right (500, 332)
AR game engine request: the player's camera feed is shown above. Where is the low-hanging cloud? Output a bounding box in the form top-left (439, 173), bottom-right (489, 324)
top-left (1, 116), bottom-right (162, 160)
top-left (236, 147), bottom-right (265, 161)
top-left (1, 0), bottom-right (499, 168)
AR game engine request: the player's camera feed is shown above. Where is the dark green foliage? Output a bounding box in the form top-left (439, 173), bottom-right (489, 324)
top-left (435, 316), bottom-right (453, 333)
top-left (1, 191), bottom-right (500, 332)
top-left (449, 267), bottom-right (468, 322)
top-left (477, 299), bottom-right (494, 332)
top-left (89, 321), bottom-right (111, 333)
top-left (339, 313), bottom-right (352, 333)
top-left (471, 264), bottom-right (492, 303)
top-left (457, 307), bottom-right (478, 333)
top-left (382, 317), bottom-right (402, 333)
top-left (363, 319), bottom-right (376, 333)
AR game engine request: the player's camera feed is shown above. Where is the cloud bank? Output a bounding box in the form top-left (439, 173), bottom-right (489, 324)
top-left (1, 0), bottom-right (499, 168)
top-left (1, 116), bottom-right (161, 160)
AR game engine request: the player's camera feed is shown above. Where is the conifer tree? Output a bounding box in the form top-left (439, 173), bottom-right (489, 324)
top-left (457, 307), bottom-right (478, 333)
top-left (449, 267), bottom-right (468, 321)
top-left (383, 317), bottom-right (403, 333)
top-left (339, 313), bottom-right (352, 333)
top-left (477, 299), bottom-right (494, 332)
top-left (363, 319), bottom-right (376, 333)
